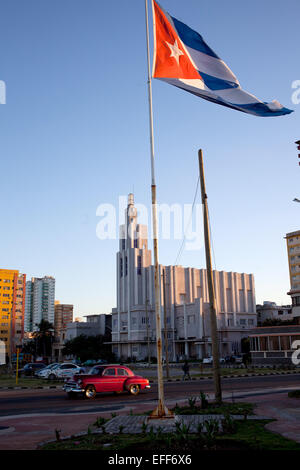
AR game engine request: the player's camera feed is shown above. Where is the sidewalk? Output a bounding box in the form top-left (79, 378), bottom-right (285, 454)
top-left (0, 390), bottom-right (299, 449)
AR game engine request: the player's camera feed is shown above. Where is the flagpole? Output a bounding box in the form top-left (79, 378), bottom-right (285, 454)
top-left (144, 0), bottom-right (172, 418)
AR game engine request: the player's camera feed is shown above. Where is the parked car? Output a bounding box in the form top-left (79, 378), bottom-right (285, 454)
top-left (63, 364), bottom-right (151, 399)
top-left (35, 363), bottom-right (60, 378)
top-left (19, 363), bottom-right (46, 377)
top-left (231, 355), bottom-right (243, 364)
top-left (202, 357), bottom-right (213, 364)
top-left (47, 363), bottom-right (84, 380)
top-left (82, 359), bottom-right (108, 367)
top-left (202, 357), bottom-right (225, 364)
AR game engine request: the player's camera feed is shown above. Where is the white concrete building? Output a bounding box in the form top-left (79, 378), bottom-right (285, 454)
top-left (256, 301), bottom-right (293, 325)
top-left (65, 314), bottom-right (112, 342)
top-left (111, 195), bottom-right (257, 361)
top-left (24, 276), bottom-right (55, 331)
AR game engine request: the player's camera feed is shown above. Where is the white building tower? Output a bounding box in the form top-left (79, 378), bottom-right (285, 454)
top-left (111, 195), bottom-right (257, 361)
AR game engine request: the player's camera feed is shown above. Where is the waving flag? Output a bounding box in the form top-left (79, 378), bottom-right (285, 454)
top-left (152, 0), bottom-right (293, 117)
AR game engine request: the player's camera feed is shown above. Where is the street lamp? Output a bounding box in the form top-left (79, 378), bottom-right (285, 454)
top-left (293, 198), bottom-right (300, 203)
top-left (295, 140), bottom-right (300, 166)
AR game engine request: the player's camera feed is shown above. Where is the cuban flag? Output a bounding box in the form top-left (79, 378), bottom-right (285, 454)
top-left (152, 0), bottom-right (293, 117)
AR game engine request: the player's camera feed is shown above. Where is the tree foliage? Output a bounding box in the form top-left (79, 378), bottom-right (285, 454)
top-left (22, 320), bottom-right (54, 358)
top-left (62, 334), bottom-right (114, 363)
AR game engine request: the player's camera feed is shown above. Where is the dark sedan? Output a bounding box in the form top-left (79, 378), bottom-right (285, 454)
top-left (19, 363), bottom-right (46, 377)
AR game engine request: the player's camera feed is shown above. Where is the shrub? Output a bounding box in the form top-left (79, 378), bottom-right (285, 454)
top-left (288, 390), bottom-right (300, 398)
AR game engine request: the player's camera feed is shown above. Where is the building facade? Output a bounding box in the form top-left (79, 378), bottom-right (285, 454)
top-left (286, 230), bottom-right (300, 320)
top-left (24, 276), bottom-right (55, 332)
top-left (110, 195), bottom-right (257, 361)
top-left (0, 269), bottom-right (26, 359)
top-left (65, 314), bottom-right (112, 342)
top-left (249, 325), bottom-right (300, 365)
top-left (256, 301), bottom-right (293, 325)
top-left (52, 301), bottom-right (74, 360)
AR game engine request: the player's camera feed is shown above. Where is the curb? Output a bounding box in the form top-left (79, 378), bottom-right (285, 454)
top-left (0, 385), bottom-right (61, 390)
top-left (1, 370), bottom-right (299, 390)
top-left (148, 370), bottom-right (300, 383)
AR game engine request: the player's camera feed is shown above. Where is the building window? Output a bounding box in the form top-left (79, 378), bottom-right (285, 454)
top-left (280, 336), bottom-right (290, 350)
top-left (120, 258), bottom-right (123, 277)
top-left (137, 256), bottom-right (142, 275)
top-left (122, 239), bottom-right (125, 250)
top-left (125, 257), bottom-right (128, 276)
top-left (259, 336), bottom-right (268, 350)
top-left (134, 238), bottom-right (138, 248)
top-left (269, 336), bottom-right (280, 351)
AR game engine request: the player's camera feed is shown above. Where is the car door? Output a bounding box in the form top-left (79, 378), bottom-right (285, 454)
top-left (62, 364), bottom-right (78, 378)
top-left (100, 367), bottom-right (119, 392)
top-left (116, 367), bottom-right (130, 391)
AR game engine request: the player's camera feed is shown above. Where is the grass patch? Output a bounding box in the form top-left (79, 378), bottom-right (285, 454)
top-left (172, 401), bottom-right (255, 416)
top-left (0, 375), bottom-right (61, 388)
top-left (288, 390), bottom-right (300, 399)
top-left (39, 420), bottom-right (300, 451)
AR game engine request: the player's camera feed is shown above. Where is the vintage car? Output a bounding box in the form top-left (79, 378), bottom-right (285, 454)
top-left (62, 364), bottom-right (151, 399)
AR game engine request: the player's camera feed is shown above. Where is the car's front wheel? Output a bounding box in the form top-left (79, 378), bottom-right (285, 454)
top-left (48, 374), bottom-right (56, 381)
top-left (128, 384), bottom-right (140, 396)
top-left (85, 385), bottom-right (96, 399)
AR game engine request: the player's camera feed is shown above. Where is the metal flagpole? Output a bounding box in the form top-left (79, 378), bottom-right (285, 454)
top-left (144, 0), bottom-right (172, 418)
top-left (198, 149), bottom-right (222, 403)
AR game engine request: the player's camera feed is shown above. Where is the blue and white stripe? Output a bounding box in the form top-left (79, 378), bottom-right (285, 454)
top-left (155, 4), bottom-right (293, 117)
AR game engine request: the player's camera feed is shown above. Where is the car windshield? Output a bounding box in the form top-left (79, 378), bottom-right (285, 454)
top-left (43, 363), bottom-right (58, 370)
top-left (89, 367), bottom-right (104, 375)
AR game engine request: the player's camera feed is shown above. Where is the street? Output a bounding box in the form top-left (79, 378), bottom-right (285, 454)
top-left (0, 373), bottom-right (299, 417)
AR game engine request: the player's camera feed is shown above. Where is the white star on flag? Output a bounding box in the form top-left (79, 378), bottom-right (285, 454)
top-left (165, 39), bottom-right (184, 65)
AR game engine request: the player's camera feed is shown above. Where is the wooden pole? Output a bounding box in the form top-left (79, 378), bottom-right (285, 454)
top-left (145, 298), bottom-right (151, 366)
top-left (198, 149), bottom-right (222, 403)
top-left (163, 268), bottom-right (170, 380)
top-left (16, 347), bottom-right (20, 385)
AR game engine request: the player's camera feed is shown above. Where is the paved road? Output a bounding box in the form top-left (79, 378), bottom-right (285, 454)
top-left (0, 373), bottom-right (299, 417)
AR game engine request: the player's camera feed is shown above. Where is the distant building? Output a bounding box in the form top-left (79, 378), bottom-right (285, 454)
top-left (256, 301), bottom-right (292, 325)
top-left (250, 324), bottom-right (300, 365)
top-left (24, 276), bottom-right (55, 332)
top-left (52, 302), bottom-right (74, 361)
top-left (286, 230), bottom-right (300, 320)
top-left (110, 194), bottom-right (257, 361)
top-left (0, 269), bottom-right (26, 359)
top-left (54, 302), bottom-right (74, 339)
top-left (65, 314), bottom-right (111, 342)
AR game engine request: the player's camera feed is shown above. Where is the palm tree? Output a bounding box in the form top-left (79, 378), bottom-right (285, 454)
top-left (33, 320), bottom-right (54, 359)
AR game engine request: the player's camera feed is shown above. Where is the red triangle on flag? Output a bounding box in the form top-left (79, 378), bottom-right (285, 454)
top-left (153, 0), bottom-right (202, 80)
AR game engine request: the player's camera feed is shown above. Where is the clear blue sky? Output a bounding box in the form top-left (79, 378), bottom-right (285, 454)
top-left (0, 0), bottom-right (299, 316)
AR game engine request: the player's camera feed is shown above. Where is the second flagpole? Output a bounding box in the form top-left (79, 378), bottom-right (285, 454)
top-left (144, 0), bottom-right (172, 418)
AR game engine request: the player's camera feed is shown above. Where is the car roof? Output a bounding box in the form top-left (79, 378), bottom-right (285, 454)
top-left (92, 364), bottom-right (130, 369)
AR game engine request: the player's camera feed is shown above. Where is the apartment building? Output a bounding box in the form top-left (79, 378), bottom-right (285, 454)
top-left (286, 230), bottom-right (300, 319)
top-left (0, 269), bottom-right (26, 360)
top-left (24, 276), bottom-right (55, 331)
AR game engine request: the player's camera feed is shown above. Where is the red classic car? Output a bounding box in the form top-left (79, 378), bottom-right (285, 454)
top-left (62, 364), bottom-right (151, 399)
